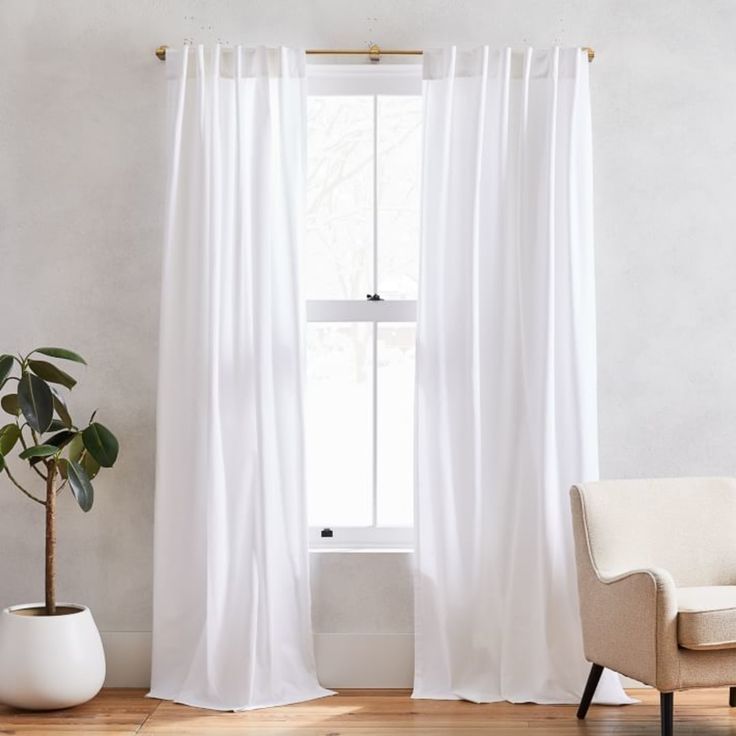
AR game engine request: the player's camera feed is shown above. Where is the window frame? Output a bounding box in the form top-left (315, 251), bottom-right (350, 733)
top-left (305, 64), bottom-right (422, 550)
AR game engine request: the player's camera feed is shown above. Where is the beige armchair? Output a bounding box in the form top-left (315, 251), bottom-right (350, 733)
top-left (571, 478), bottom-right (736, 736)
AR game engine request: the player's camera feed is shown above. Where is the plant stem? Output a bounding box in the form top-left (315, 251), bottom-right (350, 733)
top-left (32, 464), bottom-right (48, 481)
top-left (45, 461), bottom-right (56, 615)
top-left (3, 465), bottom-right (45, 505)
top-left (16, 426), bottom-right (48, 481)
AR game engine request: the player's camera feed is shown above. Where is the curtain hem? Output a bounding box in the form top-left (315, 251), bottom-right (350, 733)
top-left (146, 686), bottom-right (335, 712)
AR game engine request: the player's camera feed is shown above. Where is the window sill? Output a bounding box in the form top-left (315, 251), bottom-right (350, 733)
top-left (309, 527), bottom-right (413, 550)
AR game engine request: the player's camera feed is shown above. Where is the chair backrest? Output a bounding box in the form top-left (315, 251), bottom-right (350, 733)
top-left (572, 477), bottom-right (736, 587)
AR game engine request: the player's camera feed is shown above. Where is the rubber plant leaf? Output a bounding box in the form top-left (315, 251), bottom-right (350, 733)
top-left (32, 348), bottom-right (87, 365)
top-left (0, 355), bottom-right (13, 386)
top-left (82, 422), bottom-right (119, 468)
top-left (52, 392), bottom-right (73, 429)
top-left (0, 424), bottom-right (21, 456)
top-left (17, 374), bottom-right (53, 433)
top-left (0, 394), bottom-right (20, 416)
top-left (64, 459), bottom-right (94, 512)
top-left (19, 444), bottom-right (58, 460)
top-left (28, 360), bottom-right (77, 391)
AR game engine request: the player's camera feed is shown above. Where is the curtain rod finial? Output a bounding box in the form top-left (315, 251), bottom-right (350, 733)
top-left (585, 46), bottom-right (595, 63)
top-left (156, 45), bottom-right (168, 61)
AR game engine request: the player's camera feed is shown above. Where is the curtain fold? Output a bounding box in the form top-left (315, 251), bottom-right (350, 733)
top-left (150, 45), bottom-right (331, 711)
top-left (413, 46), bottom-right (632, 705)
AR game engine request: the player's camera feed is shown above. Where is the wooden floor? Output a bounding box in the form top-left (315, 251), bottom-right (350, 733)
top-left (2, 688), bottom-right (736, 735)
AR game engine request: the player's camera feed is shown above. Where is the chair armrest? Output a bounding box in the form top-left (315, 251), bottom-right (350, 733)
top-left (598, 565), bottom-right (676, 590)
top-left (577, 564), bottom-right (679, 689)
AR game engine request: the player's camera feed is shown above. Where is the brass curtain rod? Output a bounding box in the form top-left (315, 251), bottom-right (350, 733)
top-left (155, 44), bottom-right (595, 63)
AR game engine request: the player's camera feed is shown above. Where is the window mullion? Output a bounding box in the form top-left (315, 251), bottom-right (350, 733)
top-left (371, 320), bottom-right (378, 529)
top-left (371, 94), bottom-right (379, 529)
top-left (373, 94), bottom-right (379, 296)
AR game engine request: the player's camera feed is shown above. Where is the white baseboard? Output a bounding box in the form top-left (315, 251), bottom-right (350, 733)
top-left (100, 631), bottom-right (646, 691)
top-left (314, 633), bottom-right (414, 688)
top-left (101, 632), bottom-right (152, 687)
top-left (100, 631), bottom-right (415, 689)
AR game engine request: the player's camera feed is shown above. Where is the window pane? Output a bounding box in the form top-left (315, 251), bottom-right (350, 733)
top-left (376, 323), bottom-right (416, 526)
top-left (377, 96), bottom-right (422, 299)
top-left (306, 96), bottom-right (374, 300)
top-left (306, 322), bottom-right (373, 526)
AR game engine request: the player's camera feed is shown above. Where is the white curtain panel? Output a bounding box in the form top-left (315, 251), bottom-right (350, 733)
top-left (150, 45), bottom-right (332, 711)
top-left (413, 47), bottom-right (631, 705)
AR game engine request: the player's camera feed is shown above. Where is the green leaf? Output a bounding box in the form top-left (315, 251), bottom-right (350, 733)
top-left (67, 433), bottom-right (83, 462)
top-left (0, 453), bottom-right (4, 472)
top-left (46, 418), bottom-right (68, 432)
top-left (82, 422), bottom-right (118, 468)
top-left (17, 375), bottom-right (54, 433)
top-left (0, 424), bottom-right (20, 455)
top-left (0, 355), bottom-right (13, 385)
top-left (19, 444), bottom-right (58, 460)
top-left (32, 348), bottom-right (87, 366)
top-left (83, 452), bottom-right (100, 480)
top-left (17, 374), bottom-right (53, 433)
top-left (66, 434), bottom-right (99, 480)
top-left (46, 430), bottom-right (76, 450)
top-left (0, 394), bottom-right (19, 417)
top-left (27, 360), bottom-right (76, 390)
top-left (64, 459), bottom-right (94, 512)
top-left (52, 393), bottom-right (73, 429)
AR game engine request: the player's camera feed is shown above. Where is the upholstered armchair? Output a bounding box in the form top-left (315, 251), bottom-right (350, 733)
top-left (571, 478), bottom-right (736, 736)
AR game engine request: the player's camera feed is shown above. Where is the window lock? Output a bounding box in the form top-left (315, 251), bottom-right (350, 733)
top-left (366, 293), bottom-right (383, 301)
top-left (320, 528), bottom-right (334, 538)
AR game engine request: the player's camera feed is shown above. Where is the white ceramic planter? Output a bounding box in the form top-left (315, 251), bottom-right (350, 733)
top-left (0, 603), bottom-right (105, 710)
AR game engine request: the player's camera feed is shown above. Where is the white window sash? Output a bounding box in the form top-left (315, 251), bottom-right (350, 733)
top-left (306, 300), bottom-right (417, 322)
top-left (306, 66), bottom-right (420, 549)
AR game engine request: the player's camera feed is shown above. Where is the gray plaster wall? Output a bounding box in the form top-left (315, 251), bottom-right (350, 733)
top-left (1, 0), bottom-right (735, 641)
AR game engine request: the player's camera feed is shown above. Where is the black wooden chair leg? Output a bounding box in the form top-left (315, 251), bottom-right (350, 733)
top-left (660, 692), bottom-right (673, 736)
top-left (730, 687), bottom-right (736, 707)
top-left (576, 663), bottom-right (604, 719)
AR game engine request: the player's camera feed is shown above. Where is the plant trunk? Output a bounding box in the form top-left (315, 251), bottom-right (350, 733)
top-left (45, 462), bottom-right (56, 615)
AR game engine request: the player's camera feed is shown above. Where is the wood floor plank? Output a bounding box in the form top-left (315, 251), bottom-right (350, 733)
top-left (3, 687), bottom-right (736, 734)
top-left (0, 688), bottom-right (158, 733)
top-left (139, 688), bottom-right (736, 735)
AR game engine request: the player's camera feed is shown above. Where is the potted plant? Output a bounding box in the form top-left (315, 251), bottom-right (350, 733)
top-left (0, 347), bottom-right (119, 710)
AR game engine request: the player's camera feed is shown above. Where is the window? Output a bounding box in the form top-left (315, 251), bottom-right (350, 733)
top-left (305, 66), bottom-right (422, 548)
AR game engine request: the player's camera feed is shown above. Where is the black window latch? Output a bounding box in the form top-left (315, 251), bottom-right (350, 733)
top-left (366, 293), bottom-right (383, 301)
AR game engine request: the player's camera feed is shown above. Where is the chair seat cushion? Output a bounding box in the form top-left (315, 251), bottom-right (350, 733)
top-left (678, 586), bottom-right (736, 650)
